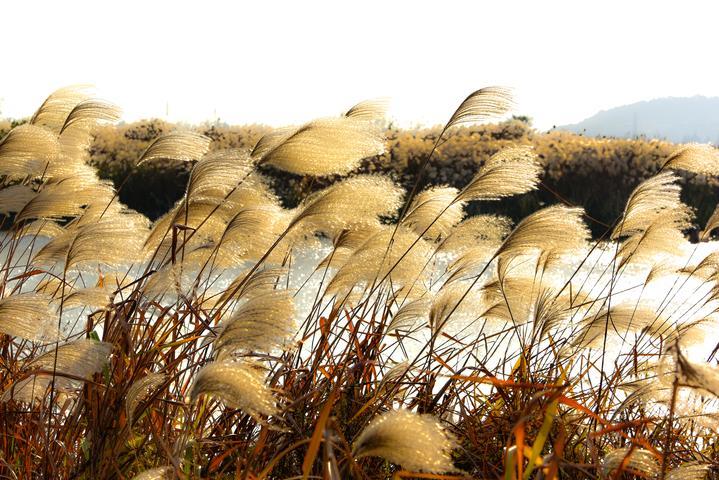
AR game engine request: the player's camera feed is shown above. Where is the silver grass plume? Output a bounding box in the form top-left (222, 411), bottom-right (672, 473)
top-left (143, 198), bottom-right (229, 255)
top-left (401, 186), bottom-right (465, 242)
top-left (663, 143), bottom-right (719, 176)
top-left (30, 85), bottom-right (92, 134)
top-left (317, 226), bottom-right (382, 271)
top-left (497, 205), bottom-right (590, 259)
top-left (214, 290), bottom-right (296, 356)
top-left (15, 220), bottom-right (65, 240)
top-left (444, 86), bottom-right (514, 130)
top-left (290, 175), bottom-right (404, 236)
top-left (600, 447), bottom-right (659, 478)
top-left (60, 99), bottom-right (122, 134)
top-left (62, 286), bottom-right (114, 311)
top-left (0, 125), bottom-right (61, 179)
top-left (254, 115), bottom-right (385, 176)
top-left (136, 132), bottom-right (211, 165)
top-left (325, 226), bottom-right (433, 300)
top-left (700, 203), bottom-right (719, 240)
top-left (187, 361), bottom-right (278, 418)
top-left (574, 304), bottom-right (663, 349)
top-left (666, 462), bottom-right (710, 480)
top-left (352, 409), bottom-right (457, 473)
top-left (0, 185), bottom-right (37, 215)
top-left (250, 126), bottom-right (297, 159)
top-left (344, 98), bottom-right (389, 120)
top-left (216, 204), bottom-right (294, 264)
top-left (57, 99), bottom-right (122, 164)
top-left (617, 217), bottom-right (687, 269)
top-left (612, 171), bottom-right (693, 239)
top-left (436, 214), bottom-right (512, 255)
top-left (659, 344), bottom-right (719, 398)
top-left (2, 339), bottom-right (112, 403)
top-left (0, 293), bottom-right (59, 342)
top-left (429, 286), bottom-right (489, 336)
top-left (125, 372), bottom-right (167, 427)
top-left (34, 220), bottom-right (146, 270)
top-left (387, 297), bottom-right (431, 333)
top-left (15, 176), bottom-right (115, 223)
top-left (216, 267), bottom-right (287, 306)
top-left (129, 466), bottom-right (173, 480)
top-left (456, 146), bottom-right (542, 202)
top-left (185, 149), bottom-right (255, 203)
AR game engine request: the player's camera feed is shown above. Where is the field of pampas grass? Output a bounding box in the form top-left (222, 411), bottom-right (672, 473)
top-left (2, 85), bottom-right (719, 479)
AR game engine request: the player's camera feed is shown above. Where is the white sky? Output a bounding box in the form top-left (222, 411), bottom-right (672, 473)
top-left (1, 0), bottom-right (718, 130)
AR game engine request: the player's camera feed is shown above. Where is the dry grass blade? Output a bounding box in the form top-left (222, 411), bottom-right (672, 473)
top-left (352, 409), bottom-right (457, 474)
top-left (137, 132), bottom-right (211, 165)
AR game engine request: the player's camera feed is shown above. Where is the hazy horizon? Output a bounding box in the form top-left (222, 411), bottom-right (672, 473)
top-left (2, 0), bottom-right (719, 130)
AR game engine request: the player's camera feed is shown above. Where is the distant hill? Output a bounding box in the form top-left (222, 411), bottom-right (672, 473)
top-left (559, 96), bottom-right (719, 143)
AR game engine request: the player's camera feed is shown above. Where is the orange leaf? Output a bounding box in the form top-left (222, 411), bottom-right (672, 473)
top-left (302, 390), bottom-right (336, 479)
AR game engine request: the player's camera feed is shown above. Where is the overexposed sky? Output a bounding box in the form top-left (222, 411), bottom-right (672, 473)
top-left (1, 0), bottom-right (718, 130)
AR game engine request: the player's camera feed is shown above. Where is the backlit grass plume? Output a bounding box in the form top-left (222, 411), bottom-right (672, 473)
top-left (253, 106), bottom-right (386, 176)
top-left (0, 293), bottom-right (58, 342)
top-left (401, 186), bottom-right (464, 242)
top-left (0, 124), bottom-right (61, 179)
top-left (601, 447), bottom-right (660, 478)
top-left (497, 204), bottom-right (590, 258)
top-left (214, 290), bottom-right (296, 356)
top-left (136, 132), bottom-right (211, 165)
top-left (456, 145), bottom-right (542, 202)
top-left (187, 361), bottom-right (279, 418)
top-left (663, 143), bottom-right (719, 176)
top-left (2, 339), bottom-right (112, 403)
top-left (612, 171), bottom-right (693, 239)
top-left (4, 85), bottom-right (719, 479)
top-left (352, 409), bottom-right (457, 473)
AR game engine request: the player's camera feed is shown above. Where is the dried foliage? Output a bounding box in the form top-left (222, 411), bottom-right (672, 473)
top-left (0, 86), bottom-right (719, 480)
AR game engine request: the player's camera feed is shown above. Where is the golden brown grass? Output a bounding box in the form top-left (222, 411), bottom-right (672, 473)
top-left (0, 85), bottom-right (717, 479)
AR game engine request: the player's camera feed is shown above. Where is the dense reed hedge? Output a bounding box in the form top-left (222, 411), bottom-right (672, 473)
top-left (3, 117), bottom-right (717, 235)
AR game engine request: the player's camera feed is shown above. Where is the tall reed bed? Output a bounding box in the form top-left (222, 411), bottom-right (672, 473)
top-left (0, 86), bottom-right (718, 479)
